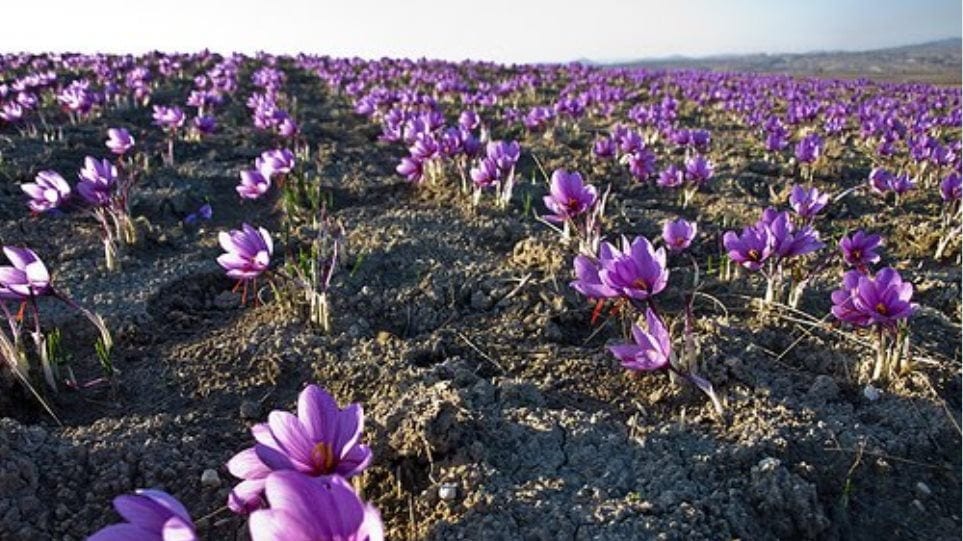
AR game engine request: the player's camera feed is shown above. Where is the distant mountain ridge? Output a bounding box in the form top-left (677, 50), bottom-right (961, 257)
top-left (599, 38), bottom-right (962, 83)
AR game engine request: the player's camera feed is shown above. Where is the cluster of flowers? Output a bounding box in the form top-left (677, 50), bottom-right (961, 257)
top-left (247, 65), bottom-right (299, 138)
top-left (237, 148), bottom-right (296, 199)
top-left (1, 53), bottom-right (240, 135)
top-left (539, 166), bottom-right (718, 411)
top-left (89, 385), bottom-right (383, 540)
top-left (0, 247), bottom-right (111, 394)
top-left (831, 228), bottom-right (916, 379)
top-left (21, 129), bottom-right (139, 270)
top-left (723, 185), bottom-right (827, 306)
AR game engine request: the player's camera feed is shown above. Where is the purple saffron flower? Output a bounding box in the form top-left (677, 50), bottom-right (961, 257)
top-left (486, 140), bottom-right (520, 173)
top-left (248, 471), bottom-right (382, 541)
top-left (543, 169), bottom-right (597, 223)
top-left (226, 385), bottom-right (372, 514)
top-left (152, 105), bottom-right (185, 130)
top-left (839, 230), bottom-right (882, 270)
top-left (0, 247), bottom-right (51, 300)
top-left (395, 156), bottom-right (424, 184)
top-left (831, 267), bottom-right (914, 327)
top-left (723, 226), bottom-right (773, 271)
top-left (662, 218), bottom-right (697, 252)
top-left (217, 224), bottom-right (273, 281)
top-left (593, 137), bottom-right (616, 159)
top-left (21, 170), bottom-right (71, 213)
top-left (889, 174), bottom-right (916, 195)
top-left (868, 168), bottom-right (915, 196)
top-left (237, 170), bottom-right (271, 200)
top-left (628, 148), bottom-right (657, 182)
top-left (684, 154), bottom-right (714, 185)
top-left (569, 255), bottom-right (617, 299)
top-left (257, 149), bottom-right (295, 178)
top-left (277, 117), bottom-right (299, 138)
top-left (596, 236), bottom-right (669, 301)
top-left (609, 308), bottom-right (671, 372)
top-left (767, 211), bottom-right (824, 258)
top-left (105, 128), bottom-right (135, 155)
top-left (789, 185), bottom-right (829, 218)
top-left (184, 203), bottom-right (212, 225)
top-left (942, 173), bottom-right (962, 202)
top-left (193, 115), bottom-right (217, 135)
top-left (77, 157), bottom-right (118, 206)
top-left (88, 489), bottom-right (197, 541)
top-left (458, 110), bottom-right (480, 131)
top-left (868, 168), bottom-right (894, 194)
top-left (765, 129), bottom-right (789, 152)
top-left (409, 134), bottom-right (439, 161)
top-left (830, 270), bottom-right (873, 327)
top-left (657, 164), bottom-right (685, 188)
top-left (794, 133), bottom-right (822, 164)
top-left (0, 102), bottom-right (23, 123)
top-left (469, 157), bottom-right (499, 188)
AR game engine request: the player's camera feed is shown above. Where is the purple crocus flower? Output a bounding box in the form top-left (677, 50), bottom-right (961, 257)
top-left (609, 308), bottom-right (671, 372)
top-left (184, 203), bottom-right (212, 225)
top-left (486, 140), bottom-right (520, 173)
top-left (0, 247), bottom-right (51, 300)
top-left (868, 168), bottom-right (915, 196)
top-left (543, 169), bottom-right (597, 223)
top-left (257, 149), bottom-right (295, 178)
top-left (657, 164), bottom-right (685, 188)
top-left (723, 226), bottom-right (773, 271)
top-left (217, 224), bottom-right (273, 281)
top-left (0, 102), bottom-right (23, 123)
top-left (627, 148), bottom-right (657, 182)
top-left (889, 174), bottom-right (916, 195)
top-left (596, 236), bottom-right (669, 301)
top-left (458, 110), bottom-right (480, 131)
top-left (469, 157), bottom-right (499, 188)
top-left (830, 270), bottom-right (873, 327)
top-left (789, 185), bottom-right (828, 219)
top-left (839, 230), bottom-right (882, 270)
top-left (226, 385), bottom-right (373, 514)
top-left (21, 170), bottom-right (71, 213)
top-left (662, 218), bottom-right (697, 252)
top-left (868, 168), bottom-right (894, 194)
top-left (941, 173), bottom-right (962, 202)
top-left (152, 105), bottom-right (185, 130)
top-left (794, 133), bottom-right (822, 164)
top-left (570, 255), bottom-right (617, 299)
top-left (105, 128), bottom-right (135, 155)
top-left (765, 129), bottom-right (789, 152)
top-left (684, 154), bottom-right (714, 185)
top-left (193, 115), bottom-right (217, 135)
top-left (593, 137), bottom-right (616, 159)
top-left (831, 267), bottom-right (914, 327)
top-left (88, 489), bottom-right (197, 541)
top-left (77, 157), bottom-right (118, 206)
top-left (396, 156), bottom-right (424, 184)
top-left (277, 117), bottom-right (299, 138)
top-left (237, 170), bottom-right (271, 200)
top-left (767, 211), bottom-right (824, 258)
top-left (248, 471), bottom-right (382, 541)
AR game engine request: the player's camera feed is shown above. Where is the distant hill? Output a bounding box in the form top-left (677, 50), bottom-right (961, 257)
top-left (603, 38), bottom-right (962, 84)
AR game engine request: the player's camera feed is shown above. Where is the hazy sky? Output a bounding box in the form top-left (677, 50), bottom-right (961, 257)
top-left (4, 0), bottom-right (960, 62)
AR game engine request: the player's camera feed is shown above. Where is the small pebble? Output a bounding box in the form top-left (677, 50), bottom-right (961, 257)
top-left (439, 482), bottom-right (459, 501)
top-left (863, 384), bottom-right (881, 401)
top-left (240, 400), bottom-right (261, 420)
top-left (915, 481), bottom-right (932, 498)
top-left (911, 499), bottom-right (926, 513)
top-left (201, 469), bottom-right (221, 489)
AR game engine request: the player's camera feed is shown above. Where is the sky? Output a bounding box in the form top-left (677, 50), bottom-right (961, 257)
top-left (3, 0), bottom-right (960, 63)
